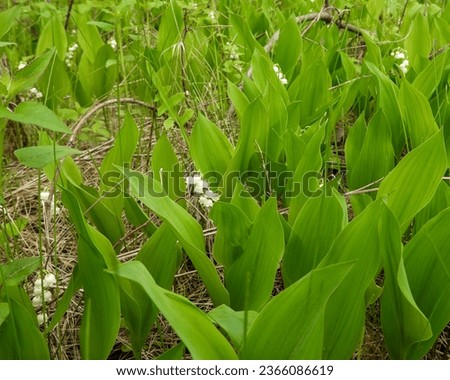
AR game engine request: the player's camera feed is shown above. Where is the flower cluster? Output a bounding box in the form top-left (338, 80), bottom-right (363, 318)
top-left (391, 48), bottom-right (409, 74)
top-left (40, 191), bottom-right (61, 216)
top-left (107, 37), bottom-right (117, 50)
top-left (66, 43), bottom-right (79, 67)
top-left (225, 41), bottom-right (241, 61)
top-left (29, 87), bottom-right (43, 99)
top-left (185, 175), bottom-right (220, 209)
top-left (273, 64), bottom-right (288, 85)
top-left (18, 61), bottom-right (27, 70)
top-left (32, 273), bottom-right (56, 325)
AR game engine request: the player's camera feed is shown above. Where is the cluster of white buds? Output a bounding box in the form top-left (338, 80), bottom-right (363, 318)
top-left (185, 175), bottom-right (220, 209)
top-left (391, 48), bottom-right (409, 74)
top-left (40, 191), bottom-right (61, 216)
top-left (28, 87), bottom-right (43, 99)
top-left (65, 43), bottom-right (78, 67)
top-left (107, 37), bottom-right (117, 50)
top-left (32, 273), bottom-right (56, 325)
top-left (273, 64), bottom-right (288, 85)
top-left (208, 10), bottom-right (216, 21)
top-left (225, 41), bottom-right (241, 61)
top-left (17, 61), bottom-right (27, 70)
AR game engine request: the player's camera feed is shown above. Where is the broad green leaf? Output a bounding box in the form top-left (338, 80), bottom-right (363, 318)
top-left (288, 125), bottom-right (324, 223)
top-left (73, 13), bottom-right (103, 62)
top-left (227, 198), bottom-right (284, 311)
top-left (0, 303), bottom-right (9, 327)
top-left (274, 15), bottom-right (302, 76)
top-left (156, 343), bottom-right (185, 360)
top-left (0, 216), bottom-right (28, 248)
top-left (227, 80), bottom-right (249, 119)
top-left (414, 181), bottom-right (450, 232)
top-left (377, 131), bottom-right (447, 230)
top-left (347, 110), bottom-right (395, 191)
top-left (152, 134), bottom-right (185, 200)
top-left (405, 12), bottom-right (431, 71)
top-left (283, 189), bottom-right (347, 286)
top-left (100, 112), bottom-right (139, 187)
top-left (112, 261), bottom-right (238, 359)
top-left (240, 262), bottom-right (353, 359)
top-left (413, 50), bottom-right (448, 99)
top-left (123, 169), bottom-right (229, 306)
top-left (0, 257), bottom-right (39, 287)
top-left (65, 181), bottom-right (125, 247)
top-left (156, 1), bottom-right (183, 53)
top-left (223, 98), bottom-right (267, 197)
top-left (0, 299), bottom-right (50, 359)
top-left (36, 14), bottom-right (67, 61)
top-left (0, 6), bottom-right (21, 40)
top-left (119, 277), bottom-right (158, 359)
top-left (0, 42), bottom-right (15, 48)
top-left (210, 202), bottom-right (252, 263)
top-left (208, 304), bottom-right (258, 349)
top-left (190, 114), bottom-right (234, 181)
top-left (380, 205), bottom-right (432, 359)
top-left (136, 223), bottom-right (180, 290)
top-left (403, 208), bottom-right (450, 358)
top-left (399, 81), bottom-right (439, 148)
top-left (0, 102), bottom-right (71, 134)
top-left (319, 200), bottom-right (392, 359)
top-left (229, 13), bottom-right (265, 60)
top-left (123, 197), bottom-right (157, 237)
top-left (61, 189), bottom-right (121, 359)
top-left (46, 266), bottom-right (81, 333)
top-left (9, 48), bottom-right (55, 98)
top-left (288, 61), bottom-right (331, 127)
top-left (365, 62), bottom-right (404, 154)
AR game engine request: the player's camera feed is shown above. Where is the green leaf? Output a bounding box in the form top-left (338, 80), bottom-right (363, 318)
top-left (136, 223), bottom-right (181, 290)
top-left (29, 144), bottom-right (56, 172)
top-left (61, 189), bottom-right (121, 359)
top-left (152, 133), bottom-right (185, 200)
top-left (0, 102), bottom-right (71, 134)
top-left (0, 299), bottom-right (50, 359)
top-left (227, 80), bottom-right (249, 119)
top-left (319, 200), bottom-right (393, 359)
top-left (9, 48), bottom-right (55, 98)
top-left (399, 81), bottom-right (439, 148)
top-left (123, 169), bottom-right (229, 306)
top-left (403, 208), bottom-right (450, 358)
top-left (347, 110), bottom-right (395, 191)
top-left (36, 14), bottom-right (67, 61)
top-left (283, 189), bottom-right (347, 286)
top-left (46, 266), bottom-right (81, 333)
top-left (190, 114), bottom-right (234, 181)
top-left (405, 12), bottom-right (431, 71)
top-left (0, 6), bottom-right (21, 40)
top-left (111, 261), bottom-right (238, 359)
top-left (65, 181), bottom-right (125, 250)
top-left (274, 15), bottom-right (302, 76)
top-left (240, 262), bottom-right (354, 359)
top-left (380, 205), bottom-right (432, 359)
top-left (0, 303), bottom-right (9, 327)
top-left (227, 198), bottom-right (284, 311)
top-left (208, 304), bottom-right (258, 349)
top-left (288, 125), bottom-right (324, 223)
top-left (376, 131), bottom-right (447, 230)
top-left (155, 343), bottom-right (185, 360)
top-left (0, 257), bottom-right (40, 287)
top-left (364, 62), bottom-right (404, 154)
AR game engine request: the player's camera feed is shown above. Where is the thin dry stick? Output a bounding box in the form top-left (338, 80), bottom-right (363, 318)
top-left (67, 97), bottom-right (157, 147)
